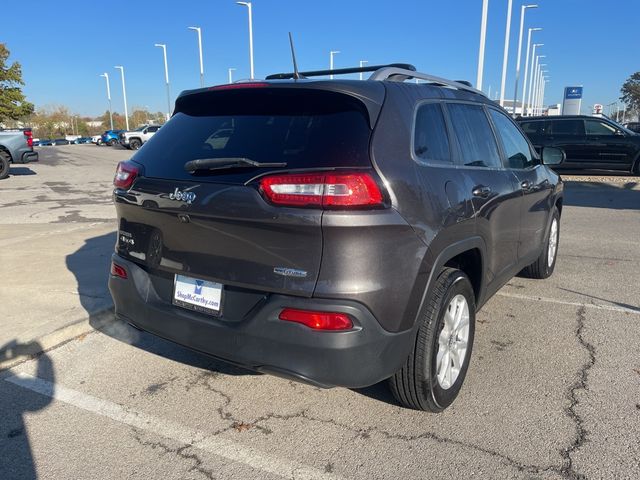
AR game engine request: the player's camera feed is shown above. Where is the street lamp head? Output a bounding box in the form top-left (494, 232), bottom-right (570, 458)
top-left (524, 4), bottom-right (538, 9)
top-left (236, 1), bottom-right (250, 6)
top-left (330, 50), bottom-right (340, 55)
top-left (114, 66), bottom-right (124, 71)
top-left (530, 27), bottom-right (542, 32)
top-left (533, 43), bottom-right (544, 47)
top-left (154, 43), bottom-right (166, 48)
top-left (188, 26), bottom-right (200, 32)
top-left (99, 73), bottom-right (107, 78)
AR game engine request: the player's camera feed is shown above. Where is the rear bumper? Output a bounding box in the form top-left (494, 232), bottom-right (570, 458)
top-left (108, 254), bottom-right (414, 388)
top-left (21, 151), bottom-right (38, 163)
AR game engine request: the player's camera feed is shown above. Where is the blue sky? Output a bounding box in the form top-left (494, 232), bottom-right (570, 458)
top-left (3, 0), bottom-right (638, 117)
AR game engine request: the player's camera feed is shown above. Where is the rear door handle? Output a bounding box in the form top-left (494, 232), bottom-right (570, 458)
top-left (472, 185), bottom-right (492, 198)
top-left (521, 180), bottom-right (533, 191)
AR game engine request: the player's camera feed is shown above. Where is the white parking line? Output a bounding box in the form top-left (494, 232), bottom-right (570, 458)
top-left (497, 292), bottom-right (640, 315)
top-left (5, 373), bottom-right (343, 480)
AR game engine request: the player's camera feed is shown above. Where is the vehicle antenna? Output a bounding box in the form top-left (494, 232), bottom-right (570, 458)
top-left (289, 32), bottom-right (302, 80)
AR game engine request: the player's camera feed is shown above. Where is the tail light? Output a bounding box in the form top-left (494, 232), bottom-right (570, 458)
top-left (279, 308), bottom-right (353, 331)
top-left (110, 262), bottom-right (128, 279)
top-left (24, 130), bottom-right (33, 148)
top-left (259, 172), bottom-right (384, 209)
top-left (113, 160), bottom-right (140, 189)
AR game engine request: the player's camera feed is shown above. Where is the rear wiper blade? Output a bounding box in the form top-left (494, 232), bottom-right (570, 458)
top-left (184, 157), bottom-right (286, 172)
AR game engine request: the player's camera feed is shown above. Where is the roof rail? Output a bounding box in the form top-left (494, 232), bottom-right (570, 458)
top-left (369, 67), bottom-right (485, 97)
top-left (266, 63), bottom-right (416, 80)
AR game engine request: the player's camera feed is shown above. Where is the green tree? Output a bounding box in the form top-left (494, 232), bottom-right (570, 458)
top-left (620, 72), bottom-right (640, 113)
top-left (0, 43), bottom-right (34, 123)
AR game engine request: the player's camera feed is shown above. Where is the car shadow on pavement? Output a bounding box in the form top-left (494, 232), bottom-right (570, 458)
top-left (66, 231), bottom-right (255, 378)
top-left (563, 180), bottom-right (640, 210)
top-left (352, 381), bottom-right (403, 407)
top-left (9, 166), bottom-right (37, 176)
top-left (0, 341), bottom-right (54, 480)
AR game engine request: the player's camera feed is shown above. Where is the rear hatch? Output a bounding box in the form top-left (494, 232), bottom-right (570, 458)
top-left (113, 83), bottom-right (384, 299)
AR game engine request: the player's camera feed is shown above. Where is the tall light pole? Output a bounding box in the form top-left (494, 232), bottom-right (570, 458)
top-left (154, 43), bottom-right (171, 120)
top-left (532, 62), bottom-right (546, 116)
top-left (526, 45), bottom-right (543, 115)
top-left (188, 26), bottom-right (204, 87)
top-left (330, 50), bottom-right (340, 79)
top-left (521, 27), bottom-right (542, 116)
top-left (114, 66), bottom-right (129, 131)
top-left (99, 73), bottom-right (114, 130)
top-left (532, 62), bottom-right (542, 115)
top-left (359, 60), bottom-right (368, 81)
top-left (499, 0), bottom-right (513, 107)
top-left (540, 76), bottom-right (549, 115)
top-left (476, 0), bottom-right (489, 90)
top-left (537, 71), bottom-right (548, 115)
top-left (512, 5), bottom-right (538, 114)
top-left (236, 2), bottom-right (254, 79)
top-left (228, 68), bottom-right (236, 84)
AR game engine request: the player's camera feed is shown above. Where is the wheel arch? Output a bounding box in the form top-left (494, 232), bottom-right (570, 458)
top-left (0, 145), bottom-right (13, 163)
top-left (415, 237), bottom-right (487, 326)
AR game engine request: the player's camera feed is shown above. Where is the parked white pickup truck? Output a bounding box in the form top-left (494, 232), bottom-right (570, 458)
top-left (118, 125), bottom-right (161, 150)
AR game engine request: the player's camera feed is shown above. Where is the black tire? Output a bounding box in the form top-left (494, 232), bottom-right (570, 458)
top-left (389, 267), bottom-right (476, 412)
top-left (522, 207), bottom-right (560, 279)
top-left (0, 150), bottom-right (10, 180)
top-left (108, 139), bottom-right (117, 146)
top-left (130, 139), bottom-right (141, 150)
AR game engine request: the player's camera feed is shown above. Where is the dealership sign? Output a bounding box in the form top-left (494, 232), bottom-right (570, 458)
top-left (564, 87), bottom-right (583, 99)
top-left (562, 86), bottom-right (583, 115)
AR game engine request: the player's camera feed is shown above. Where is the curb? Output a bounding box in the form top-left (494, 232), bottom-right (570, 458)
top-left (0, 307), bottom-right (116, 371)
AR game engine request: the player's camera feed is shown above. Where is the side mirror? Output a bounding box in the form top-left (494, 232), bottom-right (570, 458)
top-left (541, 146), bottom-right (565, 166)
top-left (615, 130), bottom-right (625, 136)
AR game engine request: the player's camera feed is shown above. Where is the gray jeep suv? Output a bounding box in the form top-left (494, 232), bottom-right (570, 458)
top-left (109, 64), bottom-right (564, 412)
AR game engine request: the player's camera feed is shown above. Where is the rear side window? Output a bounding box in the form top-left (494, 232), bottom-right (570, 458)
top-left (489, 109), bottom-right (536, 169)
top-left (447, 103), bottom-right (502, 168)
top-left (134, 89), bottom-right (372, 183)
top-left (549, 119), bottom-right (585, 135)
top-left (413, 103), bottom-right (450, 163)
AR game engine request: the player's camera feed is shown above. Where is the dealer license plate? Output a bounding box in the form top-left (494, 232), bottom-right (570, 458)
top-left (172, 274), bottom-right (223, 316)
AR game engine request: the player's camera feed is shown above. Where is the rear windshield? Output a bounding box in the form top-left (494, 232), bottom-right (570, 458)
top-left (133, 88), bottom-right (372, 183)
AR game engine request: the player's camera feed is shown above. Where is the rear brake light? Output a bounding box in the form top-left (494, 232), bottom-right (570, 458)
top-left (259, 172), bottom-right (384, 209)
top-left (209, 82), bottom-right (269, 90)
top-left (113, 161), bottom-right (139, 189)
top-left (110, 262), bottom-right (128, 279)
top-left (24, 130), bottom-right (33, 147)
top-left (279, 308), bottom-right (353, 330)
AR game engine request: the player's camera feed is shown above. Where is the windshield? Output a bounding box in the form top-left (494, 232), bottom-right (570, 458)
top-left (606, 118), bottom-right (635, 135)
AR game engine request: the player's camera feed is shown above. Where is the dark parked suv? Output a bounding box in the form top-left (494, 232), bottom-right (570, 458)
top-left (518, 115), bottom-right (640, 174)
top-left (109, 64), bottom-right (564, 411)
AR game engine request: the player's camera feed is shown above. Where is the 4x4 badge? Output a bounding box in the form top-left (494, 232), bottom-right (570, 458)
top-left (169, 188), bottom-right (196, 204)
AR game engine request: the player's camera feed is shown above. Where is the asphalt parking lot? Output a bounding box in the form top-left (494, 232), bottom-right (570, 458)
top-left (1, 145), bottom-right (639, 479)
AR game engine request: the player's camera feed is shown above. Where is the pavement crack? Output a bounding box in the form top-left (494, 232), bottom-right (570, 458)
top-left (131, 428), bottom-right (217, 480)
top-left (245, 409), bottom-right (564, 477)
top-left (559, 306), bottom-right (596, 479)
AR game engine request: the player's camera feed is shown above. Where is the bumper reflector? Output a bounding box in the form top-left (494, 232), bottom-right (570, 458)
top-left (279, 308), bottom-right (353, 330)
